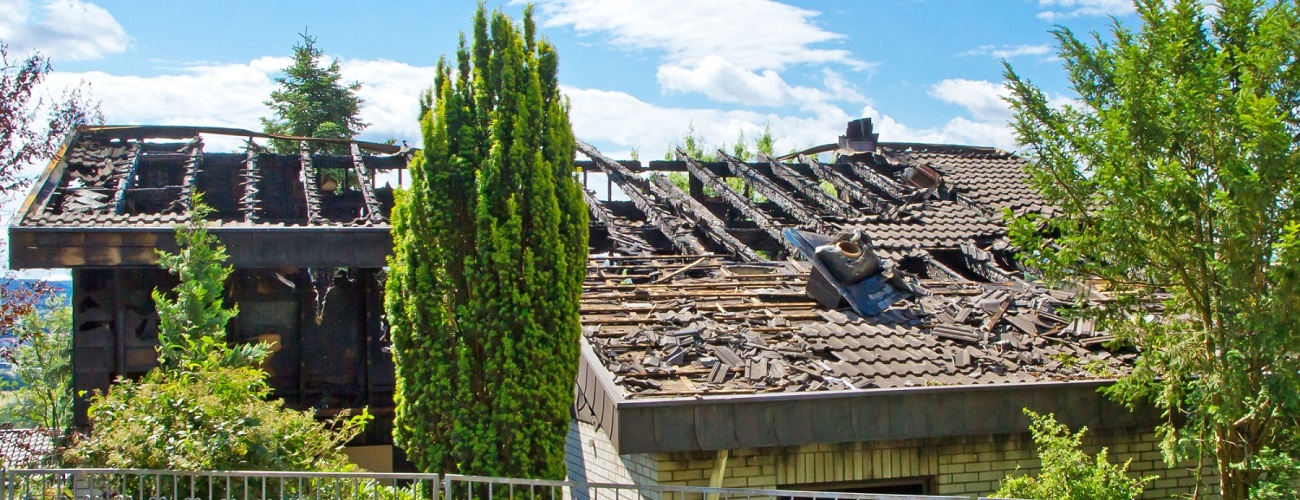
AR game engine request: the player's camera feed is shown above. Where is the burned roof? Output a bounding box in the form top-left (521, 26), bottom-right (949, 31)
top-left (9, 126), bottom-right (411, 268)
top-left (9, 120), bottom-right (1148, 450)
top-left (581, 258), bottom-right (1127, 398)
top-left (570, 118), bottom-right (1147, 453)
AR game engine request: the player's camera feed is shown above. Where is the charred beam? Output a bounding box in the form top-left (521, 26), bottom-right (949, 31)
top-left (715, 150), bottom-right (823, 229)
top-left (756, 152), bottom-right (858, 220)
top-left (239, 142), bottom-right (262, 223)
top-left (172, 136), bottom-right (204, 213)
top-left (803, 155), bottom-right (895, 216)
top-left (849, 160), bottom-right (919, 202)
top-left (575, 140), bottom-right (709, 256)
top-left (109, 142), bottom-right (142, 214)
top-left (582, 185), bottom-right (656, 254)
top-left (299, 141), bottom-right (325, 224)
top-left (649, 171), bottom-right (763, 262)
top-left (350, 142), bottom-right (386, 223)
top-left (678, 149), bottom-right (796, 258)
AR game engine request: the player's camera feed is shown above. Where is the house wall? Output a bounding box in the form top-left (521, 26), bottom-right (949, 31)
top-left (570, 422), bottom-right (1219, 499)
top-left (567, 420), bottom-right (658, 487)
top-left (69, 267), bottom-right (396, 446)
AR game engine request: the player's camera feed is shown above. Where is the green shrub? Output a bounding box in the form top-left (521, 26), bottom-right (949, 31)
top-left (69, 364), bottom-right (365, 472)
top-left (996, 410), bottom-right (1155, 500)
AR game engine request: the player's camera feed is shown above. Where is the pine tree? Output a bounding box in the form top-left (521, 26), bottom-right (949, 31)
top-left (386, 5), bottom-right (587, 479)
top-left (262, 33), bottom-right (366, 153)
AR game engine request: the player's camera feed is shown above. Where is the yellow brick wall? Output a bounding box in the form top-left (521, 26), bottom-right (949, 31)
top-left (649, 429), bottom-right (1219, 499)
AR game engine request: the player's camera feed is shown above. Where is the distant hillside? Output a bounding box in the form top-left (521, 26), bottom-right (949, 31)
top-left (2, 279), bottom-right (72, 308)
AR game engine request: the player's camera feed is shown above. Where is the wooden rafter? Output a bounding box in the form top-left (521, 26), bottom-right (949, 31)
top-left (109, 142), bottom-right (142, 214)
top-left (849, 160), bottom-right (919, 202)
top-left (714, 150), bottom-right (824, 230)
top-left (581, 184), bottom-right (656, 253)
top-left (648, 171), bottom-right (763, 262)
top-left (350, 142), bottom-right (386, 223)
top-left (299, 141), bottom-right (325, 224)
top-left (239, 143), bottom-right (262, 223)
top-left (756, 153), bottom-right (859, 219)
top-left (576, 140), bottom-right (709, 256)
top-left (803, 155), bottom-right (895, 216)
top-left (677, 149), bottom-right (795, 258)
top-left (172, 136), bottom-right (204, 213)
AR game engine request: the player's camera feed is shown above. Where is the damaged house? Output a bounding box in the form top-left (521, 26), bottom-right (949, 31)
top-left (7, 121), bottom-right (1207, 496)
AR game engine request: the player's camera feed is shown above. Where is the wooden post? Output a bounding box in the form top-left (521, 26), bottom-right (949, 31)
top-left (707, 449), bottom-right (730, 500)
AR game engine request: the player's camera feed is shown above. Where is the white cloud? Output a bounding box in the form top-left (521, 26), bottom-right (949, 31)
top-left (338, 58), bottom-right (434, 142)
top-left (863, 105), bottom-right (1016, 151)
top-left (0, 0), bottom-right (128, 61)
top-left (533, 0), bottom-right (871, 109)
top-left (958, 43), bottom-right (1051, 60)
top-left (928, 78), bottom-right (1013, 123)
top-left (562, 85), bottom-right (853, 157)
top-left (656, 57), bottom-right (864, 109)
top-left (563, 83), bottom-right (1018, 159)
top-left (42, 56), bottom-right (434, 151)
top-left (533, 0), bottom-right (867, 71)
top-left (1037, 0), bottom-right (1134, 20)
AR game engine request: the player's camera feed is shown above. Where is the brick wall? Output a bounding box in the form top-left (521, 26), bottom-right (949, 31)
top-left (643, 428), bottom-right (1218, 499)
top-left (566, 420), bottom-right (658, 488)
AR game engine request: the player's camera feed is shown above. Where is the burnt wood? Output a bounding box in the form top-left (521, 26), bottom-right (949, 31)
top-left (576, 140), bottom-right (710, 256)
top-left (803, 155), bottom-right (895, 216)
top-left (298, 141), bottom-right (324, 224)
top-left (240, 145), bottom-right (262, 223)
top-left (172, 136), bottom-right (204, 212)
top-left (350, 143), bottom-right (386, 223)
top-left (715, 150), bottom-right (824, 229)
top-left (678, 149), bottom-right (795, 258)
top-left (757, 152), bottom-right (859, 219)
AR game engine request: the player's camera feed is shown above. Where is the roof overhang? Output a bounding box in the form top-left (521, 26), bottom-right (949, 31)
top-left (8, 225), bottom-right (392, 268)
top-left (578, 341), bottom-right (1159, 455)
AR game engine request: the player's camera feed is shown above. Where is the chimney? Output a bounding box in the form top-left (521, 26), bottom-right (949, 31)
top-left (838, 118), bottom-right (879, 155)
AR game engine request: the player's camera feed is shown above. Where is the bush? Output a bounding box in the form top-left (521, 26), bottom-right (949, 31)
top-left (69, 364), bottom-right (365, 471)
top-left (996, 410), bottom-right (1154, 500)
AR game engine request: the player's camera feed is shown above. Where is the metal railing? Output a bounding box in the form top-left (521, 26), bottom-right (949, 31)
top-left (2, 468), bottom-right (1008, 500)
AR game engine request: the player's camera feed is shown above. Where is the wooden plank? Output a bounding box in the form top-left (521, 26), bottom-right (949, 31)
top-left (651, 257), bottom-right (708, 284)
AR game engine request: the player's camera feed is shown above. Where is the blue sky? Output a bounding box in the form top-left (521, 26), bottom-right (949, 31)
top-left (1, 0), bottom-right (1137, 273)
top-left (2, 0), bottom-right (1137, 154)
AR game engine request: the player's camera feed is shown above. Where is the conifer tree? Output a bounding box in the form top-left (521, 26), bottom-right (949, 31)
top-left (386, 5), bottom-right (587, 479)
top-left (262, 33), bottom-right (366, 154)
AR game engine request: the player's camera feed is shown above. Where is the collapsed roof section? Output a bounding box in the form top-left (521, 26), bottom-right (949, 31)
top-left (572, 119), bottom-right (1146, 452)
top-left (574, 123), bottom-right (1123, 397)
top-left (8, 126), bottom-right (412, 268)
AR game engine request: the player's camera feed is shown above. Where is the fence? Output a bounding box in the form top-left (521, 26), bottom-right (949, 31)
top-left (1, 469), bottom-right (1012, 500)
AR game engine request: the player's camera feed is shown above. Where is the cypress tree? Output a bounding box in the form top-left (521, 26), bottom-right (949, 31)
top-left (386, 5), bottom-right (587, 479)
